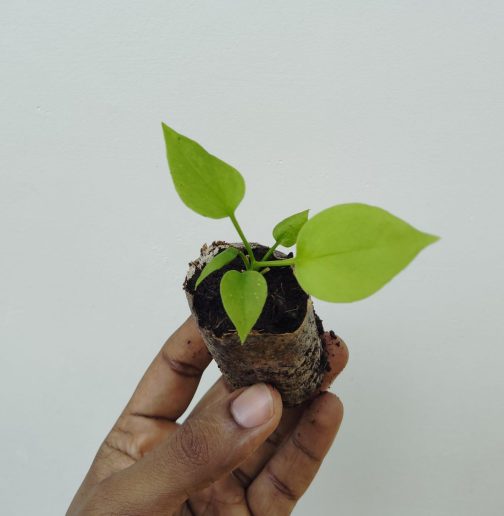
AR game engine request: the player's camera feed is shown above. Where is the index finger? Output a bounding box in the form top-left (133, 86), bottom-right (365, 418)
top-left (124, 316), bottom-right (212, 421)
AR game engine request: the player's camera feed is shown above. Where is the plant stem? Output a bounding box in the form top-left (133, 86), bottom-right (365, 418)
top-left (261, 241), bottom-right (279, 262)
top-left (254, 257), bottom-right (296, 268)
top-left (229, 212), bottom-right (256, 264)
top-left (236, 249), bottom-right (251, 270)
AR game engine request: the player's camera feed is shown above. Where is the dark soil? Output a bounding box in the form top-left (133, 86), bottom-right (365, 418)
top-left (184, 243), bottom-right (324, 338)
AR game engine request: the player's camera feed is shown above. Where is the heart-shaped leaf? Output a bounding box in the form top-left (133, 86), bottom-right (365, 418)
top-left (294, 203), bottom-right (439, 302)
top-left (220, 270), bottom-right (268, 343)
top-left (162, 123), bottom-right (245, 219)
top-left (272, 209), bottom-right (309, 247)
top-left (195, 247), bottom-right (240, 288)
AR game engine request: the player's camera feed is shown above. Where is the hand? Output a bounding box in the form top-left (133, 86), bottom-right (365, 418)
top-left (67, 316), bottom-right (349, 515)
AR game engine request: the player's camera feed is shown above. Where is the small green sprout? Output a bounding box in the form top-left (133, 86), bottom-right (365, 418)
top-left (162, 123), bottom-right (439, 343)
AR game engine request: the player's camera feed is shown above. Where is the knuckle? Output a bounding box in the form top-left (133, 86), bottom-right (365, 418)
top-left (266, 464), bottom-right (299, 502)
top-left (291, 432), bottom-right (322, 463)
top-left (104, 422), bottom-right (142, 462)
top-left (81, 483), bottom-right (122, 515)
top-left (266, 427), bottom-right (287, 448)
top-left (160, 347), bottom-right (203, 378)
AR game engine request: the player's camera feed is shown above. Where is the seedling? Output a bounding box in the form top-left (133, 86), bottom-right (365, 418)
top-left (162, 123), bottom-right (439, 344)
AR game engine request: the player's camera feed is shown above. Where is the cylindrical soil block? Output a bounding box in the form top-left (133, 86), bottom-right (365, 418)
top-left (184, 242), bottom-right (328, 407)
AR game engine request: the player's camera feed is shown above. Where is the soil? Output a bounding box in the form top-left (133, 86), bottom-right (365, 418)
top-left (185, 243), bottom-right (323, 338)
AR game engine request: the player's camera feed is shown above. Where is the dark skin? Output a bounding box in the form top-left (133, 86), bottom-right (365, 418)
top-left (68, 316), bottom-right (349, 515)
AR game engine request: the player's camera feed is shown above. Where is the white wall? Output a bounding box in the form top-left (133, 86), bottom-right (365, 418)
top-left (1, 2), bottom-right (503, 514)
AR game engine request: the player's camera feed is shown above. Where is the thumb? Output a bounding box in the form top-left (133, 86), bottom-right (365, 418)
top-left (96, 383), bottom-right (282, 512)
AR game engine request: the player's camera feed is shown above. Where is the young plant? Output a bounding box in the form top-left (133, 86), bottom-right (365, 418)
top-left (162, 123), bottom-right (439, 343)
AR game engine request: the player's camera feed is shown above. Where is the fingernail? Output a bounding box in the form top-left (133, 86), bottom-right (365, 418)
top-left (230, 384), bottom-right (274, 428)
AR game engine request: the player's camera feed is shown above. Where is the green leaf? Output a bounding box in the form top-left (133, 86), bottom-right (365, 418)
top-left (220, 270), bottom-right (268, 343)
top-left (272, 209), bottom-right (310, 247)
top-left (294, 203), bottom-right (439, 302)
top-left (195, 247), bottom-right (240, 288)
top-left (162, 123), bottom-right (245, 219)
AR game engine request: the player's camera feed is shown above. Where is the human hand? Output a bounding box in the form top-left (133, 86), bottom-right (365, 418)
top-left (67, 316), bottom-right (348, 515)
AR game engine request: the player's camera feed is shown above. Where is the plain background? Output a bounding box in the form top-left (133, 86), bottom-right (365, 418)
top-left (1, 1), bottom-right (503, 514)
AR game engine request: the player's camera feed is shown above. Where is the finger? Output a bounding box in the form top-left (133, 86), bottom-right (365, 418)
top-left (320, 331), bottom-right (349, 391)
top-left (247, 392), bottom-right (343, 515)
top-left (95, 384), bottom-right (283, 513)
top-left (188, 381), bottom-right (309, 490)
top-left (189, 378), bottom-right (303, 488)
top-left (125, 316), bottom-right (212, 421)
top-left (188, 474), bottom-right (252, 516)
top-left (89, 414), bottom-right (176, 484)
top-left (232, 404), bottom-right (303, 487)
top-left (235, 331), bottom-right (348, 484)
